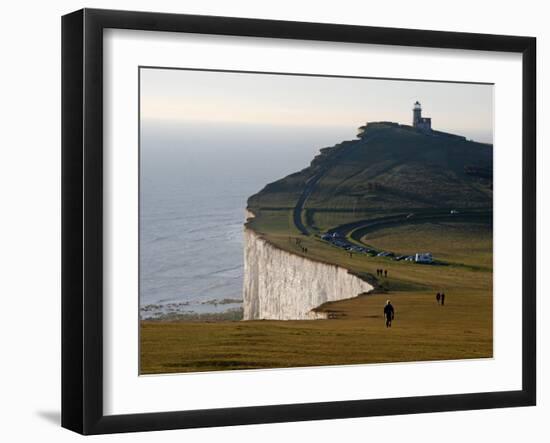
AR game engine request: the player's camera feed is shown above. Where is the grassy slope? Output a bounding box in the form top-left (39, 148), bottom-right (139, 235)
top-left (141, 222), bottom-right (492, 374)
top-left (306, 123), bottom-right (492, 212)
top-left (247, 122), bottom-right (492, 252)
top-left (244, 123), bottom-right (493, 284)
top-left (141, 292), bottom-right (491, 372)
top-left (248, 123), bottom-right (492, 214)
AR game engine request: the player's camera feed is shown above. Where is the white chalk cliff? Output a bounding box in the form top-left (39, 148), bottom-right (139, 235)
top-left (243, 213), bottom-right (374, 320)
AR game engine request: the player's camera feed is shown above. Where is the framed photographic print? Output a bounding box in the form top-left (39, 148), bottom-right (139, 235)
top-left (61, 8), bottom-right (536, 435)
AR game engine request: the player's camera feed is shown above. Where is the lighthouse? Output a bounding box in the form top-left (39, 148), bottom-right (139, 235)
top-left (412, 101), bottom-right (432, 133)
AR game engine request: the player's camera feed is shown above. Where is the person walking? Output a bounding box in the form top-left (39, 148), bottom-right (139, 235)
top-left (436, 292), bottom-right (441, 304)
top-left (384, 300), bottom-right (395, 328)
top-left (384, 269), bottom-right (388, 278)
top-left (441, 292), bottom-right (446, 306)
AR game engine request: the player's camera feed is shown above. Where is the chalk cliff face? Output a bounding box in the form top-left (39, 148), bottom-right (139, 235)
top-left (243, 225), bottom-right (374, 320)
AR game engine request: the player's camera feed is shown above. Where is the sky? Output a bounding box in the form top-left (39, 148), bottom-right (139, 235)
top-left (140, 67), bottom-right (494, 144)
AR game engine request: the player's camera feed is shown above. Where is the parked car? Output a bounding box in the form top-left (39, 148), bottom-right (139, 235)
top-left (415, 252), bottom-right (433, 263)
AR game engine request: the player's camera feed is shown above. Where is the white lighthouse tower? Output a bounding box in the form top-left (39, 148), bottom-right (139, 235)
top-left (412, 101), bottom-right (432, 133)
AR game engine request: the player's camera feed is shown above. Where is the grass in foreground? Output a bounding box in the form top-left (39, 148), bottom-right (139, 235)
top-left (140, 290), bottom-right (491, 374)
top-left (140, 221), bottom-right (492, 374)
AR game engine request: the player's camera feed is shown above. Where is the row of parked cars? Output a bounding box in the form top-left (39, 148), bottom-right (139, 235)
top-left (375, 251), bottom-right (413, 261)
top-left (320, 232), bottom-right (433, 263)
top-left (376, 251), bottom-right (433, 263)
top-left (321, 232), bottom-right (375, 254)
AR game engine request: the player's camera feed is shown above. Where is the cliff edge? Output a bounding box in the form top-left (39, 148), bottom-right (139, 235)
top-left (243, 224), bottom-right (374, 320)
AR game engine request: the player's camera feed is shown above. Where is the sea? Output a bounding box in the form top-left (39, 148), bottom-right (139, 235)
top-left (139, 120), bottom-right (353, 319)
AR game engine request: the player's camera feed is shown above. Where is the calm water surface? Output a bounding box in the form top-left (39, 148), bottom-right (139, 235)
top-left (139, 121), bottom-right (352, 319)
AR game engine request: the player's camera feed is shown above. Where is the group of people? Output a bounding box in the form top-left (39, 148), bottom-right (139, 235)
top-left (376, 268), bottom-right (388, 278)
top-left (293, 237), bottom-right (308, 254)
top-left (384, 291), bottom-right (447, 329)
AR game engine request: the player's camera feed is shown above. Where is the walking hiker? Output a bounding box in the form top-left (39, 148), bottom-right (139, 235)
top-left (384, 269), bottom-right (388, 278)
top-left (441, 292), bottom-right (446, 306)
top-left (384, 300), bottom-right (395, 328)
top-left (436, 292), bottom-right (441, 304)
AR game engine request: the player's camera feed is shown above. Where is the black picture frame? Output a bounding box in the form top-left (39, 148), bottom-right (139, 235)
top-left (61, 8), bottom-right (536, 435)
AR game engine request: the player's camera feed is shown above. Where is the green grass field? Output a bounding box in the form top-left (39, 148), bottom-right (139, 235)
top-left (141, 291), bottom-right (491, 373)
top-left (140, 221), bottom-right (492, 374)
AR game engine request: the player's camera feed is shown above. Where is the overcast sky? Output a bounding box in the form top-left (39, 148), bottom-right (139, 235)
top-left (140, 67), bottom-right (494, 143)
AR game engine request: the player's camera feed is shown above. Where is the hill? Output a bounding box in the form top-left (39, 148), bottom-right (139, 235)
top-left (248, 122), bottom-right (492, 224)
top-left (246, 121), bottom-right (493, 280)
